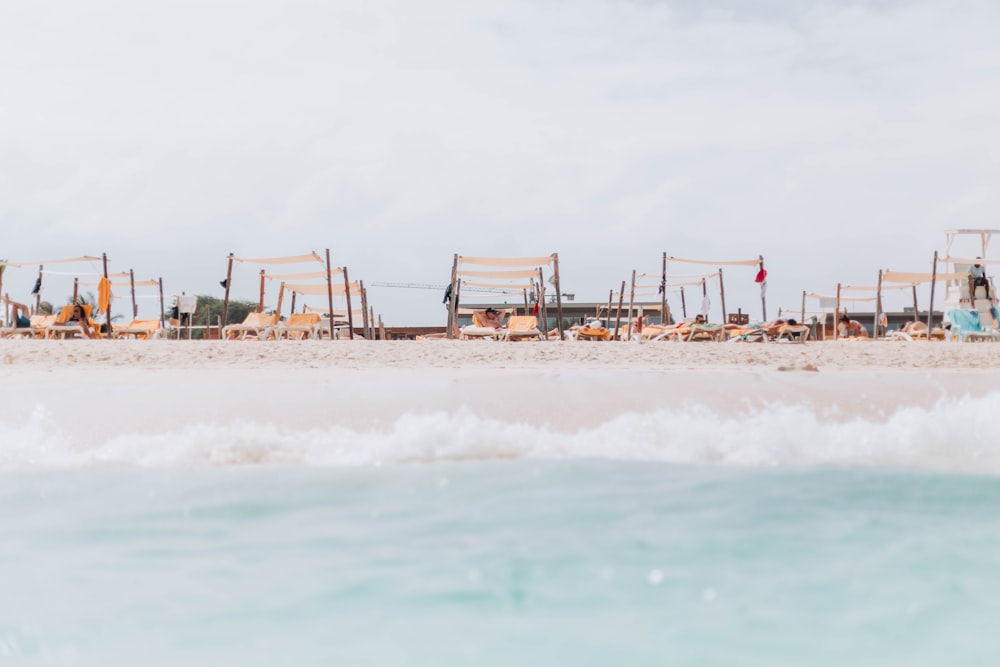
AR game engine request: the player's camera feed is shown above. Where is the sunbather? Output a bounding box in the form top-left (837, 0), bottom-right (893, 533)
top-left (4, 297), bottom-right (31, 328)
top-left (67, 303), bottom-right (97, 339)
top-left (479, 308), bottom-right (504, 329)
top-left (838, 315), bottom-right (868, 338)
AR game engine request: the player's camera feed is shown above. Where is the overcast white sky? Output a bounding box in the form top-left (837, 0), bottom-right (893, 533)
top-left (2, 0), bottom-right (998, 325)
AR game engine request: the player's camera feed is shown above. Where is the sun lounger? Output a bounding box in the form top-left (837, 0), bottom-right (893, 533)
top-left (947, 309), bottom-right (1000, 342)
top-left (112, 319), bottom-right (164, 339)
top-left (775, 324), bottom-right (810, 343)
top-left (683, 323), bottom-right (725, 342)
top-left (223, 312), bottom-right (279, 340)
top-left (501, 315), bottom-right (543, 341)
top-left (272, 313), bottom-right (322, 340)
top-left (46, 305), bottom-right (102, 339)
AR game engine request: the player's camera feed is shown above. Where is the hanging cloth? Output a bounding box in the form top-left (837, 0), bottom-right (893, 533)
top-left (98, 277), bottom-right (112, 313)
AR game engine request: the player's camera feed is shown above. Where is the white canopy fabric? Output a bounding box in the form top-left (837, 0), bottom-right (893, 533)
top-left (0, 256), bottom-right (102, 268)
top-left (286, 281), bottom-right (361, 296)
top-left (666, 256), bottom-right (761, 267)
top-left (460, 280), bottom-right (534, 290)
top-left (458, 256), bottom-right (554, 267)
top-left (942, 256), bottom-right (1000, 266)
top-left (882, 271), bottom-right (967, 284)
top-left (264, 269), bottom-right (343, 281)
top-left (233, 252), bottom-right (324, 265)
top-left (456, 268), bottom-right (541, 280)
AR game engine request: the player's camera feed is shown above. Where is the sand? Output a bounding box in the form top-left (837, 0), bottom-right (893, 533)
top-left (1, 339), bottom-right (998, 435)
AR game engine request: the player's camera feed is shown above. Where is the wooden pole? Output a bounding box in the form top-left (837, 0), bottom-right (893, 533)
top-left (627, 269), bottom-right (636, 341)
top-left (360, 282), bottom-right (371, 339)
top-left (759, 255), bottom-right (767, 321)
top-left (290, 292), bottom-right (297, 315)
top-left (102, 253), bottom-right (112, 336)
top-left (614, 280), bottom-right (625, 341)
top-left (552, 253), bottom-right (565, 340)
top-left (661, 252), bottom-right (668, 325)
top-left (129, 269), bottom-right (137, 318)
top-left (911, 284), bottom-right (919, 322)
top-left (378, 314), bottom-right (385, 341)
top-left (324, 249), bottom-right (335, 342)
top-left (35, 265), bottom-right (43, 313)
top-left (680, 286), bottom-right (687, 318)
top-left (257, 269), bottom-right (265, 313)
top-left (606, 290), bottom-right (613, 326)
top-left (276, 282), bottom-right (286, 321)
top-left (835, 283), bottom-right (842, 341)
top-left (368, 304), bottom-right (375, 340)
top-left (538, 269), bottom-right (550, 340)
top-left (927, 251), bottom-right (938, 335)
top-left (801, 290), bottom-right (806, 323)
top-left (718, 267), bottom-right (727, 323)
top-left (158, 278), bottom-right (165, 328)
top-left (875, 269), bottom-right (884, 339)
top-left (72, 277), bottom-right (79, 305)
top-left (522, 288), bottom-right (528, 315)
top-left (221, 253), bottom-right (234, 334)
top-left (342, 266), bottom-right (355, 340)
top-left (446, 254), bottom-right (459, 339)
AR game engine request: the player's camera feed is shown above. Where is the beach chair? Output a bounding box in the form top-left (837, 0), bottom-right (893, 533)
top-left (683, 323), bottom-right (725, 342)
top-left (460, 309), bottom-right (506, 340)
top-left (273, 312), bottom-right (322, 340)
top-left (577, 324), bottom-right (612, 341)
top-left (946, 309), bottom-right (1000, 342)
top-left (45, 305), bottom-right (102, 339)
top-left (775, 323), bottom-right (810, 343)
top-left (501, 316), bottom-right (543, 341)
top-left (112, 319), bottom-right (163, 339)
top-left (223, 312), bottom-right (279, 340)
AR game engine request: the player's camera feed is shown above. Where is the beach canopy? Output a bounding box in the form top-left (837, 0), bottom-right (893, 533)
top-left (447, 253), bottom-right (564, 339)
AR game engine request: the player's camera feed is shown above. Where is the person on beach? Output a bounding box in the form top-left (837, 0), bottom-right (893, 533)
top-left (838, 315), bottom-right (868, 338)
top-left (67, 303), bottom-right (96, 339)
top-left (3, 297), bottom-right (31, 328)
top-left (479, 307), bottom-right (504, 330)
top-left (968, 258), bottom-right (990, 303)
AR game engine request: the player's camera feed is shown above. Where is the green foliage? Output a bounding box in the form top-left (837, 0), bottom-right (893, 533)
top-left (181, 295), bottom-right (259, 339)
top-left (38, 301), bottom-right (54, 315)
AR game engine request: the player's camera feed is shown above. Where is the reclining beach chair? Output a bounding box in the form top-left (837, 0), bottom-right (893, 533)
top-left (45, 305), bottom-right (102, 339)
top-left (273, 312), bottom-right (321, 340)
top-left (775, 323), bottom-right (811, 343)
top-left (946, 309), bottom-right (1000, 342)
top-left (223, 311), bottom-right (279, 340)
top-left (112, 319), bottom-right (163, 339)
top-left (460, 309), bottom-right (507, 340)
top-left (501, 315), bottom-right (543, 341)
top-left (683, 323), bottom-right (725, 342)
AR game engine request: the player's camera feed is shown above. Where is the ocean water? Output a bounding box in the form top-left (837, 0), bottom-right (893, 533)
top-left (3, 398), bottom-right (1000, 665)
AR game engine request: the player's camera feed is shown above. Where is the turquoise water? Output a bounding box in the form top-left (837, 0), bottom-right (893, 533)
top-left (3, 461), bottom-right (999, 665)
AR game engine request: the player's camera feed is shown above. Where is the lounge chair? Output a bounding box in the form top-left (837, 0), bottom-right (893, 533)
top-left (501, 315), bottom-right (543, 341)
top-left (947, 309), bottom-right (1000, 342)
top-left (775, 323), bottom-right (810, 343)
top-left (683, 323), bottom-right (725, 342)
top-left (577, 324), bottom-right (612, 341)
top-left (45, 305), bottom-right (102, 339)
top-left (460, 309), bottom-right (507, 340)
top-left (223, 312), bottom-right (279, 340)
top-left (273, 312), bottom-right (322, 340)
top-left (112, 319), bottom-right (164, 339)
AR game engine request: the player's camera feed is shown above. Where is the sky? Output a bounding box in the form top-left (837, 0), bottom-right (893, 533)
top-left (1, 0), bottom-right (998, 325)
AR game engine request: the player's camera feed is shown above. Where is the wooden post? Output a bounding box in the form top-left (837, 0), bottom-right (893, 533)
top-left (368, 305), bottom-right (375, 340)
top-left (276, 282), bottom-right (285, 321)
top-left (606, 290), bottom-right (613, 326)
top-left (360, 282), bottom-right (371, 339)
top-left (911, 285), bottom-right (919, 322)
top-left (835, 283), bottom-right (842, 341)
top-left (102, 253), bottom-right (112, 336)
top-left (552, 253), bottom-right (565, 340)
top-left (701, 278), bottom-right (707, 318)
top-left (875, 269), bottom-right (884, 339)
top-left (257, 269), bottom-right (265, 313)
top-left (378, 314), bottom-right (385, 341)
top-left (221, 253), bottom-right (234, 334)
top-left (158, 278), bottom-right (165, 328)
top-left (927, 251), bottom-right (938, 335)
top-left (446, 254), bottom-right (459, 339)
top-left (342, 266), bottom-right (355, 340)
top-left (35, 265), bottom-right (43, 313)
top-left (290, 292), bottom-right (297, 315)
top-left (801, 290), bottom-right (806, 323)
top-left (718, 267), bottom-right (727, 323)
top-left (661, 252), bottom-right (668, 325)
top-left (759, 255), bottom-right (767, 321)
top-left (324, 249), bottom-right (336, 342)
top-left (72, 277), bottom-right (79, 305)
top-left (680, 286), bottom-right (687, 318)
top-left (627, 269), bottom-right (636, 341)
top-left (614, 280), bottom-right (625, 341)
top-left (129, 269), bottom-right (137, 318)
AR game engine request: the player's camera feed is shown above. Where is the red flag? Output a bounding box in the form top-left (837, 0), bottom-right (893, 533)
top-left (532, 301), bottom-right (539, 315)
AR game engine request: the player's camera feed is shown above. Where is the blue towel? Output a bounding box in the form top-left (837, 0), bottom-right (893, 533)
top-left (947, 309), bottom-right (981, 333)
